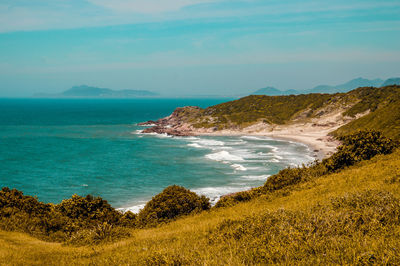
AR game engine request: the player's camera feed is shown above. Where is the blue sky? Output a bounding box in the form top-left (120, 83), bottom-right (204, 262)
top-left (0, 0), bottom-right (400, 97)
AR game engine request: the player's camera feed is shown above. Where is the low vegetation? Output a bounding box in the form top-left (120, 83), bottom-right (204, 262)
top-left (0, 185), bottom-right (210, 245)
top-left (194, 93), bottom-right (336, 128)
top-left (333, 87), bottom-right (400, 140)
top-left (0, 191), bottom-right (136, 245)
top-left (137, 185), bottom-right (210, 227)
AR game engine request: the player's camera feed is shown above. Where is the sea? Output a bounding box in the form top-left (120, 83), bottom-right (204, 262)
top-left (0, 98), bottom-right (315, 212)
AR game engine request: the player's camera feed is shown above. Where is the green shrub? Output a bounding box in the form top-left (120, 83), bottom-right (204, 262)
top-left (138, 185), bottom-right (210, 227)
top-left (215, 190), bottom-right (257, 208)
top-left (323, 130), bottom-right (397, 172)
top-left (56, 194), bottom-right (122, 226)
top-left (0, 188), bottom-right (135, 243)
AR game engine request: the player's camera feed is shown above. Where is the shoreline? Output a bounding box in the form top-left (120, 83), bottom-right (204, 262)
top-left (194, 128), bottom-right (340, 160)
top-left (124, 129), bottom-right (329, 213)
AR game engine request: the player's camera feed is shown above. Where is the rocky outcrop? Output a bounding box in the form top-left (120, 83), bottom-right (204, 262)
top-left (140, 106), bottom-right (202, 136)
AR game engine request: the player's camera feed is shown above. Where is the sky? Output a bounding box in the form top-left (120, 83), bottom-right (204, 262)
top-left (0, 0), bottom-right (400, 97)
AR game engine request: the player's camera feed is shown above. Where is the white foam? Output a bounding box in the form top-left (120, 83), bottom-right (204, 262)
top-left (231, 164), bottom-right (247, 171)
top-left (242, 175), bottom-right (271, 180)
top-left (194, 139), bottom-right (225, 146)
top-left (188, 143), bottom-right (203, 148)
top-left (141, 132), bottom-right (172, 138)
top-left (193, 186), bottom-right (251, 205)
top-left (205, 151), bottom-right (244, 162)
top-left (118, 203), bottom-right (146, 214)
top-left (273, 154), bottom-right (283, 160)
top-left (183, 136), bottom-right (200, 140)
top-left (241, 135), bottom-right (268, 141)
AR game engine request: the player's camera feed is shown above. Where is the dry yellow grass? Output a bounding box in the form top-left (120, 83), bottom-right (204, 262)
top-left (1, 150), bottom-right (400, 265)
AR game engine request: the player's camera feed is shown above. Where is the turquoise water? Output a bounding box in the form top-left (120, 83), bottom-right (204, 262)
top-left (0, 98), bottom-right (314, 212)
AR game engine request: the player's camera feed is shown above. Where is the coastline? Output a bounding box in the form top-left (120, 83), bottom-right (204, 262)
top-left (140, 106), bottom-right (355, 160)
top-left (196, 129), bottom-right (339, 160)
top-left (125, 128), bottom-right (326, 213)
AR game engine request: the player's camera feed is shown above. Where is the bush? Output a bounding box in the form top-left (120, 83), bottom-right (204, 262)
top-left (138, 185), bottom-right (210, 227)
top-left (323, 130), bottom-right (397, 172)
top-left (56, 194), bottom-right (122, 226)
top-left (0, 188), bottom-right (136, 243)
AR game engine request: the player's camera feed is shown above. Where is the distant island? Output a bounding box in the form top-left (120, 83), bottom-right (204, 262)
top-left (34, 85), bottom-right (158, 98)
top-left (252, 77), bottom-right (400, 95)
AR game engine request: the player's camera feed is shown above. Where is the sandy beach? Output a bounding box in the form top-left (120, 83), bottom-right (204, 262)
top-left (196, 126), bottom-right (340, 160)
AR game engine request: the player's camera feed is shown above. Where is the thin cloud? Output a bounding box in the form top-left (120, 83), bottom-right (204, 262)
top-left (87, 0), bottom-right (218, 13)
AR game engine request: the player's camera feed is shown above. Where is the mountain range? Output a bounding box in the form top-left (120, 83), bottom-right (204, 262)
top-left (252, 77), bottom-right (400, 96)
top-left (34, 85), bottom-right (158, 98)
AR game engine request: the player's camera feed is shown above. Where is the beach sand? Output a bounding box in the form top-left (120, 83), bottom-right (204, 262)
top-left (192, 110), bottom-right (351, 159)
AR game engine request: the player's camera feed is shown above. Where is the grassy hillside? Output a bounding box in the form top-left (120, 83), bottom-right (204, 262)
top-left (187, 85), bottom-right (400, 131)
top-left (333, 87), bottom-right (400, 140)
top-left (0, 132), bottom-right (399, 264)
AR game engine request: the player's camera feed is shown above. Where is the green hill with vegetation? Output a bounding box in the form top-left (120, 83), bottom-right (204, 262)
top-left (176, 85), bottom-right (400, 136)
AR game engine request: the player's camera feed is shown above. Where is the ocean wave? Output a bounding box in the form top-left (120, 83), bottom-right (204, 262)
top-left (140, 132), bottom-right (172, 138)
top-left (118, 203), bottom-right (146, 214)
top-left (205, 151), bottom-right (244, 162)
top-left (242, 175), bottom-right (271, 180)
top-left (193, 186), bottom-right (251, 205)
top-left (231, 164), bottom-right (247, 171)
top-left (182, 136), bottom-right (200, 140)
top-left (193, 139), bottom-right (225, 146)
top-left (241, 136), bottom-right (268, 141)
top-left (188, 143), bottom-right (203, 148)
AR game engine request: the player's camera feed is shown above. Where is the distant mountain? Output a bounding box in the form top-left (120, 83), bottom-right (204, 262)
top-left (253, 87), bottom-right (281, 96)
top-left (34, 85), bottom-right (158, 98)
top-left (252, 87), bottom-right (298, 96)
top-left (332, 78), bottom-right (383, 92)
top-left (252, 77), bottom-right (399, 95)
top-left (308, 78), bottom-right (384, 94)
top-left (382, 78), bottom-right (400, 87)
